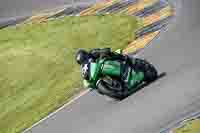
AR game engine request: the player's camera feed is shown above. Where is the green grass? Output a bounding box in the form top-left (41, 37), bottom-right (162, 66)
top-left (174, 119), bottom-right (200, 133)
top-left (0, 15), bottom-right (139, 133)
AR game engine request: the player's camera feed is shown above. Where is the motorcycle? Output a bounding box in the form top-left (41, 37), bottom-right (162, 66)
top-left (76, 48), bottom-right (158, 100)
top-left (95, 58), bottom-right (158, 100)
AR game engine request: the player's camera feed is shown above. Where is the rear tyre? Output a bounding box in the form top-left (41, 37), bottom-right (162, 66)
top-left (144, 64), bottom-right (158, 83)
top-left (133, 58), bottom-right (158, 83)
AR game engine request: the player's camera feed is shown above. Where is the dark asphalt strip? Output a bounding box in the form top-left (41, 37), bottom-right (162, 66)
top-left (0, 16), bottom-right (28, 29)
top-left (105, 0), bottom-right (137, 13)
top-left (135, 16), bottom-right (172, 38)
top-left (97, 0), bottom-right (136, 14)
top-left (50, 5), bottom-right (90, 18)
top-left (134, 0), bottom-right (168, 17)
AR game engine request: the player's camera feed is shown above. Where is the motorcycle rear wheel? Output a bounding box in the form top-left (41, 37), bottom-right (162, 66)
top-left (133, 58), bottom-right (158, 83)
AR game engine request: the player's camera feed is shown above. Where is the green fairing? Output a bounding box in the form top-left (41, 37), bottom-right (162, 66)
top-left (86, 59), bottom-right (104, 88)
top-left (86, 58), bottom-right (144, 90)
top-left (101, 60), bottom-right (121, 77)
top-left (128, 71), bottom-right (144, 89)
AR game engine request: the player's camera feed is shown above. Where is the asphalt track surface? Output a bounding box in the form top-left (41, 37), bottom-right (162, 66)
top-left (25, 0), bottom-right (200, 132)
top-left (0, 0), bottom-right (99, 28)
top-left (0, 0), bottom-right (99, 19)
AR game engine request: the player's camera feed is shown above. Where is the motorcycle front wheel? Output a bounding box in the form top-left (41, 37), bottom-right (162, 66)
top-left (96, 79), bottom-right (127, 100)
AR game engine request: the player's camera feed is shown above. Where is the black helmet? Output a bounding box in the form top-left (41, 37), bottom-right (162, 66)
top-left (76, 49), bottom-right (89, 65)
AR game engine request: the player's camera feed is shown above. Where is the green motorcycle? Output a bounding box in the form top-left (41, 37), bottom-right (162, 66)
top-left (76, 48), bottom-right (158, 100)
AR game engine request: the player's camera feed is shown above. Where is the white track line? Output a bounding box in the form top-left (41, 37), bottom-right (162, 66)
top-left (23, 89), bottom-right (90, 133)
top-left (160, 111), bottom-right (200, 133)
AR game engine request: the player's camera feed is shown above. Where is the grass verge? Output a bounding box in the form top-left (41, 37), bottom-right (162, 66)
top-left (173, 119), bottom-right (200, 133)
top-left (0, 15), bottom-right (139, 133)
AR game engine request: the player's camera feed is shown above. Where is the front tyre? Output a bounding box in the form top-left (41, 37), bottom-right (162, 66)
top-left (96, 79), bottom-right (126, 100)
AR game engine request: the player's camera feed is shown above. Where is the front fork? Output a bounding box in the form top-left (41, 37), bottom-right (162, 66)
top-left (101, 76), bottom-right (123, 92)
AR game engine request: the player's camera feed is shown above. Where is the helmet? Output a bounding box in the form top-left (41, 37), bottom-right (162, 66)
top-left (76, 49), bottom-right (89, 65)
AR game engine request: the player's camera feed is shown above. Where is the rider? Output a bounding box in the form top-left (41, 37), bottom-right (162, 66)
top-left (75, 48), bottom-right (157, 98)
